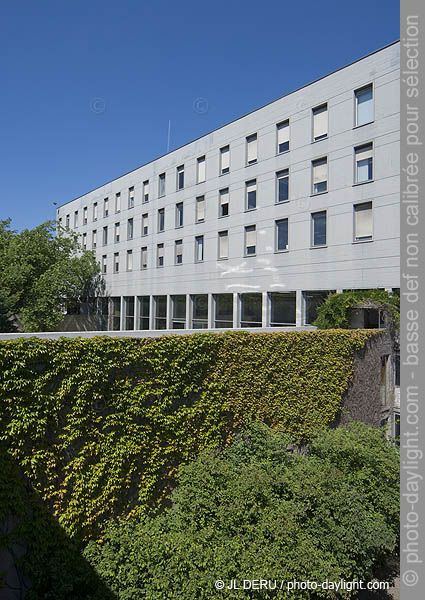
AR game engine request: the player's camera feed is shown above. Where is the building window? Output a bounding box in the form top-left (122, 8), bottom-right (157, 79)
top-left (276, 170), bottom-right (289, 203)
top-left (355, 143), bottom-right (373, 183)
top-left (127, 218), bottom-right (134, 240)
top-left (141, 246), bottom-right (148, 270)
top-left (312, 157), bottom-right (328, 194)
top-left (197, 156), bottom-right (206, 183)
top-left (218, 230), bottom-right (229, 259)
top-left (191, 294), bottom-right (208, 329)
top-left (154, 295), bottom-right (167, 329)
top-left (311, 211), bottom-right (327, 247)
top-left (220, 145), bottom-right (230, 174)
top-left (158, 208), bottom-right (165, 232)
top-left (219, 188), bottom-right (229, 217)
top-left (102, 255), bottom-right (107, 274)
top-left (114, 252), bottom-right (119, 273)
top-left (159, 173), bottom-right (166, 197)
top-left (114, 222), bottom-right (120, 243)
top-left (126, 249), bottom-right (133, 271)
top-left (103, 226), bottom-right (108, 246)
top-left (124, 296), bottom-right (134, 330)
top-left (143, 180), bottom-right (149, 203)
top-left (304, 291), bottom-right (332, 325)
top-left (196, 196), bottom-right (205, 222)
top-left (128, 186), bottom-right (135, 208)
top-left (275, 219), bottom-right (289, 251)
top-left (177, 165), bottom-right (184, 190)
top-left (142, 213), bottom-right (148, 236)
top-left (355, 83), bottom-right (373, 126)
top-left (245, 225), bottom-right (256, 256)
top-left (92, 230), bottom-right (97, 249)
top-left (65, 214), bottom-right (70, 228)
top-left (277, 120), bottom-right (289, 153)
top-left (175, 202), bottom-right (184, 228)
top-left (171, 295), bottom-right (186, 329)
top-left (195, 235), bottom-right (204, 262)
top-left (111, 297), bottom-right (121, 331)
top-left (82, 232), bottom-right (87, 250)
top-left (214, 294), bottom-right (233, 328)
top-left (74, 211), bottom-right (78, 228)
top-left (354, 202), bottom-right (373, 241)
top-left (138, 296), bottom-right (150, 329)
top-left (175, 239), bottom-right (183, 264)
top-left (157, 243), bottom-right (164, 267)
top-left (246, 133), bottom-right (257, 165)
top-left (83, 206), bottom-right (88, 225)
top-left (103, 198), bottom-right (109, 217)
top-left (240, 293), bottom-right (262, 327)
top-left (245, 179), bottom-right (257, 211)
top-left (312, 104), bottom-right (328, 141)
top-left (115, 192), bottom-right (121, 213)
top-left (269, 292), bottom-right (296, 326)
top-left (93, 202), bottom-right (98, 221)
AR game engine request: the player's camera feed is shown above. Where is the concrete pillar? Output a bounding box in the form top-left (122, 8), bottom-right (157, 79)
top-left (208, 294), bottom-right (214, 329)
top-left (120, 296), bottom-right (125, 331)
top-left (233, 293), bottom-right (239, 328)
top-left (186, 294), bottom-right (191, 329)
top-left (296, 290), bottom-right (303, 327)
top-left (262, 291), bottom-right (268, 327)
top-left (149, 296), bottom-right (154, 330)
top-left (166, 296), bottom-right (172, 330)
top-left (133, 295), bottom-right (137, 330)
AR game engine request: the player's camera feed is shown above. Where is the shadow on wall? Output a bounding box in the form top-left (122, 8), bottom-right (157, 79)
top-left (0, 447), bottom-right (116, 600)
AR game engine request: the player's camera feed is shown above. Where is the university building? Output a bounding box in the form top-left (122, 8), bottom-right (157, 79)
top-left (57, 41), bottom-right (400, 332)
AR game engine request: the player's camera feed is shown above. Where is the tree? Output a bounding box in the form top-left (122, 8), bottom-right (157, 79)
top-left (84, 423), bottom-right (399, 599)
top-left (0, 219), bottom-right (103, 332)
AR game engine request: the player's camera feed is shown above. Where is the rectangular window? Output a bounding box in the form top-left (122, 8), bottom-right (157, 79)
top-left (245, 179), bottom-right (257, 211)
top-left (102, 255), bottom-right (107, 274)
top-left (158, 208), bottom-right (165, 232)
top-left (154, 295), bottom-right (167, 329)
top-left (171, 295), bottom-right (186, 329)
top-left (114, 222), bottom-right (120, 243)
top-left (177, 165), bottom-right (184, 190)
top-left (83, 206), bottom-right (88, 225)
top-left (93, 202), bottom-right (98, 221)
top-left (197, 156), bottom-right (206, 183)
top-left (65, 214), bottom-right (70, 228)
top-left (124, 296), bottom-right (135, 330)
top-left (312, 157), bottom-right (328, 194)
top-left (127, 218), bottom-right (134, 240)
top-left (214, 293), bottom-right (233, 328)
top-left (311, 211), bottom-right (327, 247)
top-left (240, 293), bottom-right (262, 327)
top-left (142, 213), bottom-right (148, 236)
top-left (354, 202), bottom-right (373, 241)
top-left (104, 198), bottom-right (109, 217)
top-left (304, 291), bottom-right (331, 325)
top-left (159, 173), bottom-right (166, 197)
top-left (276, 170), bottom-right (289, 203)
top-left (114, 252), bottom-right (119, 273)
top-left (196, 196), bottom-right (205, 222)
top-left (246, 133), bottom-right (257, 165)
top-left (74, 211), bottom-right (78, 228)
top-left (92, 229), bottom-right (97, 249)
top-left (126, 249), bottom-right (133, 271)
top-left (138, 296), bottom-right (150, 329)
top-left (175, 239), bottom-right (183, 264)
top-left (110, 297), bottom-right (121, 330)
top-left (275, 219), bottom-right (289, 251)
top-left (312, 104), bottom-right (328, 141)
top-left (157, 243), bottom-right (164, 267)
top-left (355, 84), bottom-right (373, 126)
top-left (128, 186), bottom-right (134, 208)
top-left (269, 292), bottom-right (296, 326)
top-left (219, 188), bottom-right (229, 217)
top-left (143, 180), bottom-right (149, 203)
top-left (220, 145), bottom-right (230, 174)
top-left (245, 225), bottom-right (256, 256)
top-left (218, 230), bottom-right (229, 259)
top-left (115, 193), bottom-right (121, 213)
top-left (175, 202), bottom-right (184, 228)
top-left (195, 235), bottom-right (204, 262)
top-left (141, 246), bottom-right (148, 270)
top-left (355, 143), bottom-right (373, 183)
top-left (103, 226), bottom-right (108, 246)
top-left (277, 120), bottom-right (289, 153)
top-left (82, 232), bottom-right (87, 250)
top-left (191, 294), bottom-right (208, 329)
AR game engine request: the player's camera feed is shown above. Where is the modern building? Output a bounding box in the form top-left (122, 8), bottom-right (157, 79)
top-left (57, 41), bottom-right (400, 332)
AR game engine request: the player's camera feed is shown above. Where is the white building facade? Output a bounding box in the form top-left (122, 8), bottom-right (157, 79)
top-left (57, 42), bottom-right (400, 331)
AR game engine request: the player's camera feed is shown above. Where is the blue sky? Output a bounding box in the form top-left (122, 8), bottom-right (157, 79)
top-left (0, 0), bottom-right (399, 231)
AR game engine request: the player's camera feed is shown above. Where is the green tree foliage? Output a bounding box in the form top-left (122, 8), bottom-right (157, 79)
top-left (84, 423), bottom-right (399, 599)
top-left (0, 219), bottom-right (102, 332)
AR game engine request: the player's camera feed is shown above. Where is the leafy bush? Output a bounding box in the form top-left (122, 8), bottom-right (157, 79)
top-left (85, 423), bottom-right (399, 599)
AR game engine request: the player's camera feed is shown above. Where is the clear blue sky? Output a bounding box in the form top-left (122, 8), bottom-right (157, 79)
top-left (0, 0), bottom-right (399, 231)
